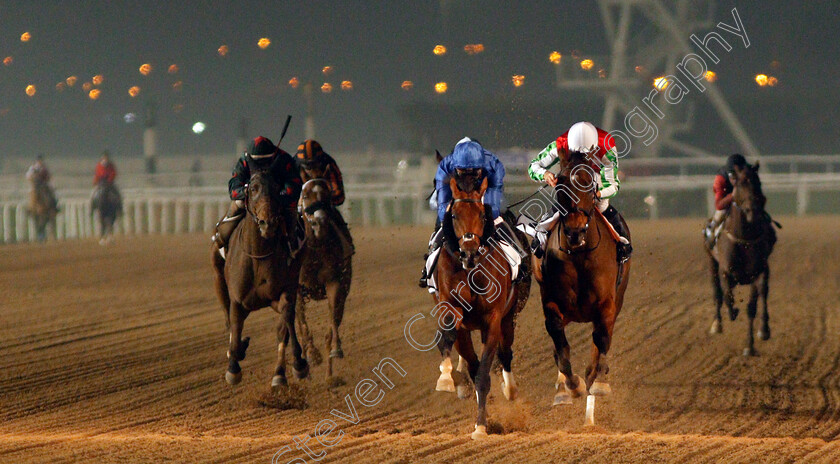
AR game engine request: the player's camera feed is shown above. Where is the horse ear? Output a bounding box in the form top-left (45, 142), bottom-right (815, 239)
top-left (449, 177), bottom-right (459, 196)
top-left (435, 150), bottom-right (443, 163)
top-left (479, 176), bottom-right (488, 196)
top-left (753, 161), bottom-right (760, 172)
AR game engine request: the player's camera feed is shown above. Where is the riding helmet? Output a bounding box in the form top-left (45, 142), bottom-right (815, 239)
top-left (247, 136), bottom-right (278, 160)
top-left (726, 153), bottom-right (747, 172)
top-left (296, 140), bottom-right (325, 167)
top-left (451, 138), bottom-right (485, 169)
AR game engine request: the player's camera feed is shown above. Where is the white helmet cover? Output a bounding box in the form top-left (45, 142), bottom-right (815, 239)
top-left (567, 121), bottom-right (598, 154)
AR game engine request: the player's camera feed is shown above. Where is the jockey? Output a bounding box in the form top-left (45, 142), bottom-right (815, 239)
top-left (419, 137), bottom-right (519, 288)
top-left (295, 139), bottom-right (354, 260)
top-left (93, 151), bottom-right (117, 186)
top-left (212, 136), bottom-right (303, 252)
top-left (527, 121), bottom-right (632, 262)
top-left (26, 155), bottom-right (51, 185)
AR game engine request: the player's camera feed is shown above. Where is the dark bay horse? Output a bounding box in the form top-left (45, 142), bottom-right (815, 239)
top-left (211, 160), bottom-right (309, 387)
top-left (295, 179), bottom-right (352, 379)
top-left (91, 183), bottom-right (122, 244)
top-left (433, 176), bottom-right (530, 440)
top-left (705, 162), bottom-right (775, 356)
top-left (536, 152), bottom-right (631, 406)
top-left (27, 181), bottom-right (58, 242)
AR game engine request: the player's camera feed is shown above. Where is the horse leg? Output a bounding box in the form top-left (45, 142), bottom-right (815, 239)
top-left (435, 326), bottom-right (458, 393)
top-left (586, 304), bottom-right (617, 396)
top-left (545, 304), bottom-right (585, 406)
top-left (225, 302), bottom-right (250, 385)
top-left (722, 272), bottom-right (739, 321)
top-left (743, 282), bottom-right (759, 357)
top-left (757, 268), bottom-right (771, 341)
top-left (326, 279), bottom-right (347, 360)
top-left (454, 329), bottom-right (478, 400)
top-left (211, 253), bottom-right (230, 331)
top-left (497, 313), bottom-right (518, 401)
top-left (471, 322), bottom-right (502, 440)
top-left (295, 293), bottom-right (321, 367)
top-left (273, 319), bottom-right (290, 387)
top-left (274, 292), bottom-right (309, 380)
top-left (710, 257), bottom-right (724, 334)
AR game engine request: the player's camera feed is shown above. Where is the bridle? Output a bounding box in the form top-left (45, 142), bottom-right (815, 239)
top-left (241, 175), bottom-right (284, 259)
top-left (555, 167), bottom-right (601, 255)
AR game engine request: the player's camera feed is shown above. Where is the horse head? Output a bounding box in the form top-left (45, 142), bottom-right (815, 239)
top-left (730, 161), bottom-right (765, 224)
top-left (556, 151), bottom-right (598, 248)
top-left (246, 158), bottom-right (286, 239)
top-left (299, 179), bottom-right (332, 240)
top-left (447, 176), bottom-right (488, 270)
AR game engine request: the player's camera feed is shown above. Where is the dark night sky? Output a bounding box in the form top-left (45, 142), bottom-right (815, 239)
top-left (0, 1), bottom-right (837, 159)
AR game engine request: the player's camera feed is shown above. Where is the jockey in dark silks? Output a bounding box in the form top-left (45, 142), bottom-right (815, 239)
top-left (212, 136), bottom-right (304, 256)
top-left (419, 137), bottom-right (519, 288)
top-left (704, 153), bottom-right (776, 248)
top-left (295, 139), bottom-right (354, 261)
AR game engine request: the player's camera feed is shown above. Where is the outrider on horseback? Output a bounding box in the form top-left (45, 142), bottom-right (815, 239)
top-left (25, 154), bottom-right (59, 243)
top-left (91, 150), bottom-right (123, 245)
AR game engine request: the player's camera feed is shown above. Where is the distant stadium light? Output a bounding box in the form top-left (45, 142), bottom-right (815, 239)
top-left (580, 59), bottom-right (594, 71)
top-left (433, 45), bottom-right (447, 56)
top-left (755, 74), bottom-right (768, 86)
top-left (192, 122), bottom-right (206, 134)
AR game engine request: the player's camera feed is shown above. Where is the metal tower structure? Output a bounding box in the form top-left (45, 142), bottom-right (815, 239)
top-left (555, 0), bottom-right (759, 158)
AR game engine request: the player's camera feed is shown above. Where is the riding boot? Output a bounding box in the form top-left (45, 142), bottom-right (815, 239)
top-left (212, 201), bottom-right (245, 250)
top-left (419, 227), bottom-right (444, 288)
top-left (704, 210), bottom-right (727, 248)
top-left (602, 205), bottom-right (632, 263)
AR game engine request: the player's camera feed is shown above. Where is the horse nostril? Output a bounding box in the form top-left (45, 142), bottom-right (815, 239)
top-left (460, 251), bottom-right (467, 259)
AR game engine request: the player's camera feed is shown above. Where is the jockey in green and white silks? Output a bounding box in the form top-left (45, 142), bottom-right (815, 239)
top-left (523, 121), bottom-right (632, 262)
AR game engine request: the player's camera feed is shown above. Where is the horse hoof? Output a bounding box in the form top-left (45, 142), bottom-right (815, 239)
top-left (710, 320), bottom-right (723, 334)
top-left (271, 375), bottom-right (287, 388)
top-left (329, 348), bottom-right (344, 359)
top-left (457, 385), bottom-right (471, 400)
top-left (567, 374), bottom-right (588, 398)
top-left (470, 425), bottom-right (488, 440)
top-left (436, 375), bottom-right (456, 393)
top-left (742, 347), bottom-right (757, 357)
top-left (553, 391), bottom-right (573, 406)
top-left (294, 361), bottom-right (310, 380)
top-left (757, 328), bottom-right (771, 341)
top-left (728, 307), bottom-right (739, 321)
top-left (590, 381), bottom-right (612, 397)
top-left (225, 370), bottom-right (242, 385)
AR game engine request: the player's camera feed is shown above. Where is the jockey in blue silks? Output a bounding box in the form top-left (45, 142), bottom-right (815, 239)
top-left (419, 137), bottom-right (517, 288)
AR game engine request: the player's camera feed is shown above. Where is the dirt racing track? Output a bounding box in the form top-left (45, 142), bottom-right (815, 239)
top-left (1, 217), bottom-right (840, 463)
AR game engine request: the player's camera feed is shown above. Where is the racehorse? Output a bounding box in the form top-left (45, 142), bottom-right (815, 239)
top-left (432, 176), bottom-right (530, 440)
top-left (705, 161), bottom-right (775, 356)
top-left (211, 158), bottom-right (309, 387)
top-left (91, 183), bottom-right (122, 244)
top-left (535, 151), bottom-right (631, 406)
top-left (295, 179), bottom-right (352, 379)
top-left (27, 181), bottom-right (58, 242)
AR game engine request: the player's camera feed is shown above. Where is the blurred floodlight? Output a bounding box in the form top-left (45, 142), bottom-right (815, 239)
top-left (192, 122), bottom-right (206, 134)
top-left (66, 76), bottom-right (77, 87)
top-left (768, 76), bottom-right (778, 87)
top-left (653, 76), bottom-right (669, 90)
top-left (92, 74), bottom-right (104, 85)
top-left (464, 44), bottom-right (484, 55)
top-left (644, 195), bottom-right (656, 206)
top-left (320, 82), bottom-right (333, 93)
top-left (139, 63), bottom-right (152, 76)
top-left (704, 70), bottom-right (717, 82)
top-left (21, 32), bottom-right (31, 42)
top-left (511, 75), bottom-right (525, 87)
top-left (218, 45), bottom-right (229, 57)
top-left (172, 80), bottom-right (183, 92)
top-left (128, 86), bottom-right (141, 97)
top-left (580, 59), bottom-right (594, 71)
top-left (435, 82), bottom-right (448, 94)
top-left (340, 80), bottom-right (353, 91)
top-left (634, 65), bottom-right (645, 74)
top-left (168, 64), bottom-right (179, 74)
top-left (82, 82), bottom-right (93, 92)
top-left (88, 89), bottom-right (101, 100)
top-left (3, 56), bottom-right (12, 66)
top-left (549, 51), bottom-right (562, 64)
top-left (55, 82), bottom-right (66, 92)
top-left (124, 113), bottom-right (136, 123)
top-left (289, 77), bottom-right (300, 89)
top-left (258, 38), bottom-right (271, 49)
top-left (25, 85), bottom-right (36, 97)
top-left (401, 80), bottom-right (414, 91)
top-left (755, 74), bottom-right (768, 86)
top-left (322, 66), bottom-right (334, 76)
top-left (433, 45), bottom-right (447, 56)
